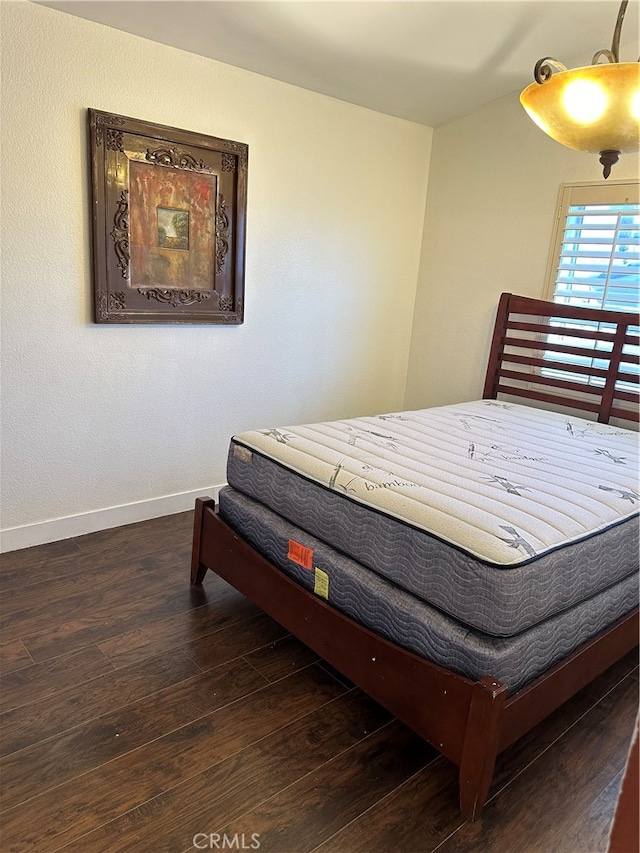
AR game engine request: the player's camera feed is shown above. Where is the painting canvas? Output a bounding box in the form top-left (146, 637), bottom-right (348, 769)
top-left (129, 162), bottom-right (214, 288)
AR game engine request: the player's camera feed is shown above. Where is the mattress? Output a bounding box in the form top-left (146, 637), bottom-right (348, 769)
top-left (227, 400), bottom-right (639, 636)
top-left (219, 485), bottom-right (638, 693)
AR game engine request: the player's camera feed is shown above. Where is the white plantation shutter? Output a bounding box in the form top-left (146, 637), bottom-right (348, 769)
top-left (548, 182), bottom-right (639, 312)
top-left (543, 182), bottom-right (639, 393)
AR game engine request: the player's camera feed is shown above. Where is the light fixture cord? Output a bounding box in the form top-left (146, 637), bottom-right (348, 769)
top-left (611, 0), bottom-right (627, 62)
top-left (592, 0), bottom-right (628, 64)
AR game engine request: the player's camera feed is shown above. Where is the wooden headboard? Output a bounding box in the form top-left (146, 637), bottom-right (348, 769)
top-left (483, 293), bottom-right (639, 425)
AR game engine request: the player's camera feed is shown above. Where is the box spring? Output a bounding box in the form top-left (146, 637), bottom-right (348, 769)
top-left (219, 486), bottom-right (638, 693)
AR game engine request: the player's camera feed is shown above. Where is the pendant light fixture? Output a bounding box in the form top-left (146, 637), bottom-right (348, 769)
top-left (520, 1), bottom-right (640, 178)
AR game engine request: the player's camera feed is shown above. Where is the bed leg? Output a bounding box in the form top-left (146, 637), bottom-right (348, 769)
top-left (190, 497), bottom-right (215, 585)
top-left (459, 676), bottom-right (508, 820)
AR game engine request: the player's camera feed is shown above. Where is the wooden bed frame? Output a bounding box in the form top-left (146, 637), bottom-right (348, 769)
top-left (190, 292), bottom-right (639, 820)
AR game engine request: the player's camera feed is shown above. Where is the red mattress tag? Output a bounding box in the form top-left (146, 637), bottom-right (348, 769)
top-left (287, 539), bottom-right (313, 570)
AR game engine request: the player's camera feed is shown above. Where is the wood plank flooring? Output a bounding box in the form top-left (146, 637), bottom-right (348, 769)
top-left (0, 511), bottom-right (637, 853)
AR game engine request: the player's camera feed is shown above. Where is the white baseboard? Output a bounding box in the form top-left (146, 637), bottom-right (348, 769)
top-left (0, 485), bottom-right (225, 553)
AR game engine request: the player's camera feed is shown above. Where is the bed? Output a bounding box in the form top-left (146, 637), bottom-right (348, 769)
top-left (190, 292), bottom-right (639, 819)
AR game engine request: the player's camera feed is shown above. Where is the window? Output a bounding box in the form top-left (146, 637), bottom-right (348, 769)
top-left (545, 181), bottom-right (639, 311)
top-left (543, 181), bottom-right (639, 392)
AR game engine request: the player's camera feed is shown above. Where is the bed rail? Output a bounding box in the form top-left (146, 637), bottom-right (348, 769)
top-left (191, 498), bottom-right (639, 821)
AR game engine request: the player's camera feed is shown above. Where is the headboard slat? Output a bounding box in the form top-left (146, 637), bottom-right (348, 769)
top-left (618, 373), bottom-right (640, 385)
top-left (498, 369), bottom-right (604, 397)
top-left (494, 384), bottom-right (601, 414)
top-left (611, 406), bottom-right (640, 422)
top-left (503, 353), bottom-right (610, 379)
top-left (507, 320), bottom-right (618, 342)
top-left (504, 336), bottom-right (616, 360)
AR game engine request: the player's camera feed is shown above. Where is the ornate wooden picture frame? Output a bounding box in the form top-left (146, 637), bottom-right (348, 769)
top-left (88, 109), bottom-right (247, 324)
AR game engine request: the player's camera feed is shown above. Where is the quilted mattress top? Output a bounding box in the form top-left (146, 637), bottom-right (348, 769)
top-left (232, 400), bottom-right (639, 566)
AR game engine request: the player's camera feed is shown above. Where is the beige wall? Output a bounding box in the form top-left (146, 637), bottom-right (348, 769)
top-left (404, 90), bottom-right (640, 410)
top-left (0, 2), bottom-right (432, 546)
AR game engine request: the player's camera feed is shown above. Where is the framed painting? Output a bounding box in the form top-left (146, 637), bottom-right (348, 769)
top-left (88, 109), bottom-right (247, 324)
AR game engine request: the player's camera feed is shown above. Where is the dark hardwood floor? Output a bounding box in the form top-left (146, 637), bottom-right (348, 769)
top-left (0, 511), bottom-right (637, 853)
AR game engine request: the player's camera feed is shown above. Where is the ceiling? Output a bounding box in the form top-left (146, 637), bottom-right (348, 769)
top-left (37, 1), bottom-right (639, 127)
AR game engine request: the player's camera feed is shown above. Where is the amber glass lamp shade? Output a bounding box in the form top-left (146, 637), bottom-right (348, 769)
top-left (520, 62), bottom-right (640, 174)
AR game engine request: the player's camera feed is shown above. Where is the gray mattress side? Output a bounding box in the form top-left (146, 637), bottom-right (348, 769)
top-left (226, 442), bottom-right (639, 637)
top-left (218, 486), bottom-right (638, 693)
